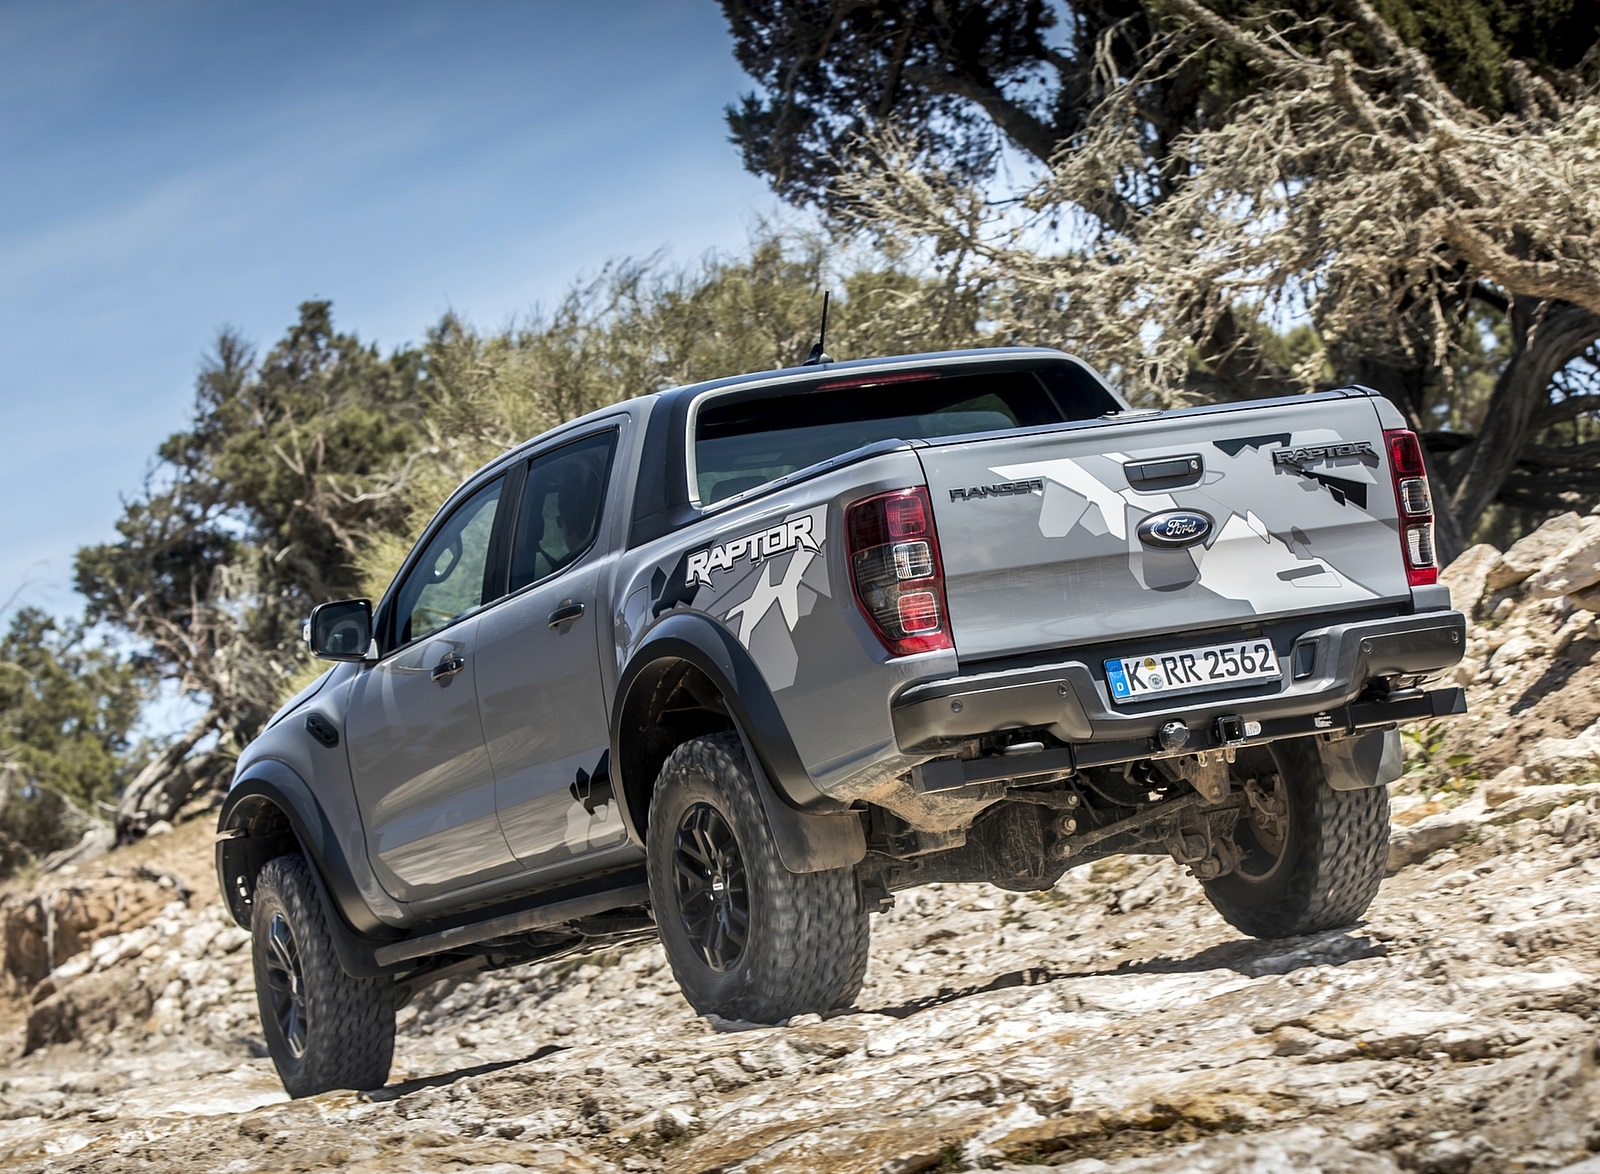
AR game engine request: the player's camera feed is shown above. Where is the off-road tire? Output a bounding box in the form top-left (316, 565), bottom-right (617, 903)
top-left (1201, 737), bottom-right (1389, 939)
top-left (250, 854), bottom-right (395, 1097)
top-left (646, 732), bottom-right (870, 1022)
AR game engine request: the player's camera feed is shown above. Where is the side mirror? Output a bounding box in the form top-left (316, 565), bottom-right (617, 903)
top-left (306, 599), bottom-right (374, 662)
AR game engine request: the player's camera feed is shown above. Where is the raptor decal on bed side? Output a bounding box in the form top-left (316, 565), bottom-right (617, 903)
top-left (686, 513), bottom-right (820, 587)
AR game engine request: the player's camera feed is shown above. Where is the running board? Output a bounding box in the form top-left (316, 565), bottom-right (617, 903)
top-left (373, 883), bottom-right (652, 967)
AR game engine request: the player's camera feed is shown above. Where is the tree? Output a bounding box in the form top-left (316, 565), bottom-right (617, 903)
top-left (725, 0), bottom-right (1600, 553)
top-left (0, 606), bottom-right (142, 871)
top-left (75, 302), bottom-right (426, 835)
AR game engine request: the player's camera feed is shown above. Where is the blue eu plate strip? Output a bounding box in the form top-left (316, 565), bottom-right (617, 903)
top-left (1105, 659), bottom-right (1131, 699)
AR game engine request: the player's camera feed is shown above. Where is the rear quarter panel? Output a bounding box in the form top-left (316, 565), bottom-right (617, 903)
top-left (614, 448), bottom-right (955, 798)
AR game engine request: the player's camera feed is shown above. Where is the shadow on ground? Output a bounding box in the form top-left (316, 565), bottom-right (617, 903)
top-left (860, 929), bottom-right (1386, 1020)
top-left (364, 1043), bottom-right (568, 1101)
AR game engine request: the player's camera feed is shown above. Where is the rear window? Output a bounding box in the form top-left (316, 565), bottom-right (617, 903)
top-left (692, 365), bottom-right (1118, 505)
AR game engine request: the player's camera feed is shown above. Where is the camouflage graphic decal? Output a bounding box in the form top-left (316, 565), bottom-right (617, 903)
top-left (686, 514), bottom-right (819, 587)
top-left (1213, 433), bottom-right (1290, 458)
top-left (564, 753), bottom-right (623, 854)
top-left (693, 506), bottom-right (832, 691)
top-left (1298, 469), bottom-right (1369, 509)
top-left (650, 553), bottom-right (700, 618)
top-left (993, 422), bottom-right (1387, 610)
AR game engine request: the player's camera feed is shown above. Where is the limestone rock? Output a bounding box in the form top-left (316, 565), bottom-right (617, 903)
top-left (1440, 543), bottom-right (1501, 619)
top-left (1487, 512), bottom-right (1584, 589)
top-left (1570, 583), bottom-right (1600, 613)
top-left (1525, 515), bottom-right (1600, 600)
top-left (1484, 765), bottom-right (1528, 808)
top-left (1523, 721), bottom-right (1600, 783)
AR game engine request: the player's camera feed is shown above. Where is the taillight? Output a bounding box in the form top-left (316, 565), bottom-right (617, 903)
top-left (1384, 429), bottom-right (1438, 587)
top-left (846, 486), bottom-right (954, 656)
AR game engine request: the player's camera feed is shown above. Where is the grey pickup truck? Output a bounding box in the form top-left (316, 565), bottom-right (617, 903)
top-left (215, 346), bottom-right (1465, 1096)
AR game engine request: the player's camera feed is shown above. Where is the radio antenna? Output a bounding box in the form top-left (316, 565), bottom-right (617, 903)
top-left (802, 290), bottom-right (833, 366)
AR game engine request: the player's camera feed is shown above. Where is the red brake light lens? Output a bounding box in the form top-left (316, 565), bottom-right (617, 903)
top-left (885, 495), bottom-right (927, 538)
top-left (1387, 430), bottom-right (1426, 477)
top-left (1383, 428), bottom-right (1438, 587)
top-left (846, 487), bottom-right (954, 656)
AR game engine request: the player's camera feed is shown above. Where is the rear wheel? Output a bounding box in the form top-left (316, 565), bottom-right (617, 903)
top-left (646, 733), bottom-right (869, 1022)
top-left (1201, 737), bottom-right (1389, 938)
top-left (251, 854), bottom-right (395, 1097)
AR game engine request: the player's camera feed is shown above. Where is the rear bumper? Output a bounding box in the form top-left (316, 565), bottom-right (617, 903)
top-left (890, 609), bottom-right (1467, 759)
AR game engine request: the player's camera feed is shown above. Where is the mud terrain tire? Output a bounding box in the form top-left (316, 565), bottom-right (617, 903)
top-left (251, 854), bottom-right (395, 1097)
top-left (1202, 737), bottom-right (1389, 939)
top-left (646, 733), bottom-right (870, 1022)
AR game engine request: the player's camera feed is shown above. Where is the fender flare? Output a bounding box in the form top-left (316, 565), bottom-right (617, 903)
top-left (612, 612), bottom-right (866, 874)
top-left (215, 761), bottom-right (398, 977)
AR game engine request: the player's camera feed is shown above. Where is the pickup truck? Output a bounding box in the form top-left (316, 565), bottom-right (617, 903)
top-left (215, 346), bottom-right (1466, 1096)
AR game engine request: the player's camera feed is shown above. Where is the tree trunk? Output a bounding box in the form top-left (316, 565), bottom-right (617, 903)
top-left (113, 710), bottom-right (220, 843)
top-left (1447, 302), bottom-right (1600, 542)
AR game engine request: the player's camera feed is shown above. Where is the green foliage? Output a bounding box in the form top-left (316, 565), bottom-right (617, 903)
top-left (1368, 0), bottom-right (1594, 114)
top-left (0, 608), bottom-right (142, 809)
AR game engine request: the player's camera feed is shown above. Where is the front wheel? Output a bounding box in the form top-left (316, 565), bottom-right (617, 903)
top-left (646, 733), bottom-right (869, 1022)
top-left (1201, 737), bottom-right (1389, 939)
top-left (250, 854), bottom-right (395, 1097)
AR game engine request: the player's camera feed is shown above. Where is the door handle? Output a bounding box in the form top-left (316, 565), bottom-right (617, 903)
top-left (430, 653), bottom-right (466, 682)
top-left (547, 601), bottom-right (586, 629)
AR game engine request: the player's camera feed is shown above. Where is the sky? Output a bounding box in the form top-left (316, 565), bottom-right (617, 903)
top-left (0, 0), bottom-right (787, 619)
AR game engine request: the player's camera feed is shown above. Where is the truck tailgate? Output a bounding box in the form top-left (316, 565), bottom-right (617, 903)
top-left (915, 393), bottom-right (1411, 663)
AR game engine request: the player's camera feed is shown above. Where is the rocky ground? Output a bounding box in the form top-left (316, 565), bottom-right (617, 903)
top-left (2, 509), bottom-right (1598, 1174)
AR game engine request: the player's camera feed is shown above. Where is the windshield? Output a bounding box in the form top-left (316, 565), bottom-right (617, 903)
top-left (692, 364), bottom-right (1119, 505)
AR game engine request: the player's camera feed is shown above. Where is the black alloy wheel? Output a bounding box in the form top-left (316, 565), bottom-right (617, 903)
top-left (262, 912), bottom-right (309, 1060)
top-left (250, 853), bottom-right (395, 1097)
top-left (673, 801), bottom-right (750, 973)
top-left (645, 732), bottom-right (871, 1023)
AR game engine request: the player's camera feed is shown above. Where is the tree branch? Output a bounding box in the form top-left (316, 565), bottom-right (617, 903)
top-left (1443, 218), bottom-right (1600, 319)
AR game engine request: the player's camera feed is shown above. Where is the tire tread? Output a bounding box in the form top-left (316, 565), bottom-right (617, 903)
top-left (252, 854), bottom-right (394, 1097)
top-left (647, 732), bottom-right (869, 1022)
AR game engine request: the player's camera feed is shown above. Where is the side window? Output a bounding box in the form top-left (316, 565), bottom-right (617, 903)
top-left (510, 431), bottom-right (616, 592)
top-left (393, 477), bottom-right (504, 644)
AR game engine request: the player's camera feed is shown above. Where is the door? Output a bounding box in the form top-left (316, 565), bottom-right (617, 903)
top-left (476, 429), bottom-right (629, 871)
top-left (345, 475), bottom-right (522, 903)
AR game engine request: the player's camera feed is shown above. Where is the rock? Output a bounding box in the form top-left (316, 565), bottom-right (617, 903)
top-left (651, 1104), bottom-right (696, 1139)
top-left (1440, 543), bottom-right (1501, 619)
top-left (1488, 512), bottom-right (1584, 589)
top-left (1522, 722), bottom-right (1600, 783)
top-left (1489, 633), bottom-right (1540, 667)
top-left (1484, 765), bottom-right (1527, 808)
top-left (1525, 516), bottom-right (1600, 600)
top-left (1387, 799), bottom-right (1486, 871)
top-left (1570, 584), bottom-right (1600, 613)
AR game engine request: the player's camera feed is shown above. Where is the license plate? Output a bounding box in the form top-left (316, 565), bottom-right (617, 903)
top-left (1105, 638), bottom-right (1279, 702)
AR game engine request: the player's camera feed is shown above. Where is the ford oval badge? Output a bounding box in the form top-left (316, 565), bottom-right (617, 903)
top-left (1137, 510), bottom-right (1213, 549)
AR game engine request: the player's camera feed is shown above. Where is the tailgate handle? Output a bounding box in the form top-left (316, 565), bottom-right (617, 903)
top-left (1125, 453), bottom-right (1203, 487)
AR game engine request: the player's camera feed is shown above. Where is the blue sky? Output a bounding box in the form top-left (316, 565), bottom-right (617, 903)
top-left (0, 0), bottom-right (785, 617)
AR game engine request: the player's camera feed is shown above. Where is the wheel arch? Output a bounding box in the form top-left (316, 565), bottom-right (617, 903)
top-left (216, 761), bottom-right (398, 976)
top-left (611, 613), bottom-right (865, 874)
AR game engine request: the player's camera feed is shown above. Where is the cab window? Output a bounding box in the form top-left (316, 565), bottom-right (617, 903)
top-left (393, 477), bottom-right (504, 643)
top-left (510, 431), bottom-right (616, 591)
